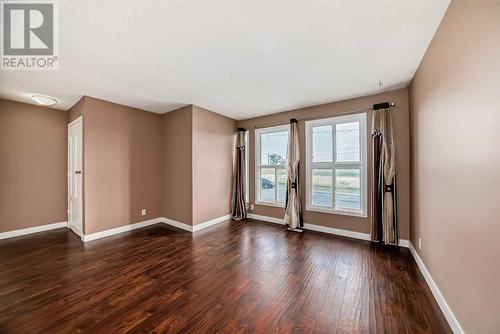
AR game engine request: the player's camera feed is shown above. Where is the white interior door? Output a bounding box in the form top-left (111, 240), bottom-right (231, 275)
top-left (68, 117), bottom-right (83, 237)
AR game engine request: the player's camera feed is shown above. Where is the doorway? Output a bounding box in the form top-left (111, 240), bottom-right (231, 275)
top-left (68, 117), bottom-right (83, 238)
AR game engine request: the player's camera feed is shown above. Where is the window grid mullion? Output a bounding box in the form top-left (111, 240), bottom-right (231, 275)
top-left (331, 166), bottom-right (335, 210)
top-left (333, 163), bottom-right (362, 169)
top-left (274, 167), bottom-right (278, 202)
top-left (257, 166), bottom-right (261, 202)
top-left (310, 162), bottom-right (335, 169)
top-left (332, 123), bottom-right (336, 210)
top-left (332, 122), bottom-right (337, 164)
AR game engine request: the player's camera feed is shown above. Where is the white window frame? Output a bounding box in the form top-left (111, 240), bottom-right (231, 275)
top-left (244, 131), bottom-right (249, 203)
top-left (305, 113), bottom-right (367, 217)
top-left (255, 124), bottom-right (289, 207)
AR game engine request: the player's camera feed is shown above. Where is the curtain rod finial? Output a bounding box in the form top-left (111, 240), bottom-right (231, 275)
top-left (373, 102), bottom-right (395, 110)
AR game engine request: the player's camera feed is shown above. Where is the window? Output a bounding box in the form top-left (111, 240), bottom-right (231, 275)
top-left (306, 113), bottom-right (367, 216)
top-left (255, 125), bottom-right (289, 206)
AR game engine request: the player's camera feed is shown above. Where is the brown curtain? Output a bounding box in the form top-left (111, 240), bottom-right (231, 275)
top-left (284, 119), bottom-right (302, 230)
top-left (370, 108), bottom-right (397, 245)
top-left (232, 128), bottom-right (247, 220)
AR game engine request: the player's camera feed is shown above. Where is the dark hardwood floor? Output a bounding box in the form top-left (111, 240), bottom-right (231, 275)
top-left (0, 219), bottom-right (451, 333)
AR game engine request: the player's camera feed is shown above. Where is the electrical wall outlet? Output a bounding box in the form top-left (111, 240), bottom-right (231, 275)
top-left (250, 204), bottom-right (254, 210)
top-left (418, 237), bottom-right (422, 250)
top-left (141, 209), bottom-right (146, 216)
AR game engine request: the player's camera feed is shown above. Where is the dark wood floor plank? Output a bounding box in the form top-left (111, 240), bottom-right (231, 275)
top-left (0, 220), bottom-right (452, 333)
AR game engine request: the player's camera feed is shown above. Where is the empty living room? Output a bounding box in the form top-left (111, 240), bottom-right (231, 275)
top-left (0, 0), bottom-right (498, 333)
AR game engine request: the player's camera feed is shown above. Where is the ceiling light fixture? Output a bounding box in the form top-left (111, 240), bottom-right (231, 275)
top-left (31, 94), bottom-right (58, 106)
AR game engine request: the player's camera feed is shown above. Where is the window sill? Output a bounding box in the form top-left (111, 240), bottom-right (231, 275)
top-left (255, 201), bottom-right (285, 209)
top-left (306, 206), bottom-right (367, 218)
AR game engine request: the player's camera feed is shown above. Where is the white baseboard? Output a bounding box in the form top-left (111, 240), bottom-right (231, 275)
top-left (162, 214), bottom-right (231, 232)
top-left (303, 223), bottom-right (371, 241)
top-left (81, 214), bottom-right (232, 242)
top-left (1, 214), bottom-right (409, 249)
top-left (162, 217), bottom-right (192, 232)
top-left (82, 218), bottom-right (163, 242)
top-left (247, 213), bottom-right (409, 247)
top-left (398, 239), bottom-right (410, 248)
top-left (409, 243), bottom-right (464, 334)
top-left (247, 213), bottom-right (285, 225)
top-left (193, 214), bottom-right (231, 232)
top-left (0, 222), bottom-right (68, 240)
top-left (68, 224), bottom-right (84, 239)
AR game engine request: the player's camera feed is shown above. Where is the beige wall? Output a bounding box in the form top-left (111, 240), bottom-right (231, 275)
top-left (0, 97), bottom-right (234, 233)
top-left (68, 97), bottom-right (84, 123)
top-left (409, 0), bottom-right (500, 332)
top-left (238, 88), bottom-right (411, 239)
top-left (161, 106), bottom-right (193, 225)
top-left (161, 105), bottom-right (236, 226)
top-left (83, 97), bottom-right (163, 234)
top-left (192, 106), bottom-right (235, 225)
top-left (0, 99), bottom-right (68, 232)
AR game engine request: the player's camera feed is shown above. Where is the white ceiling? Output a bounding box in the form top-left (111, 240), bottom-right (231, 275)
top-left (0, 0), bottom-right (450, 120)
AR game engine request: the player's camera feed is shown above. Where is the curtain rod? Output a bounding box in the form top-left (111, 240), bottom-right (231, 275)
top-left (253, 101), bottom-right (395, 129)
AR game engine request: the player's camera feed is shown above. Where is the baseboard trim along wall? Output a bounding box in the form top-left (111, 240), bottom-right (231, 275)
top-left (0, 214), bottom-right (409, 249)
top-left (303, 223), bottom-right (371, 242)
top-left (247, 213), bottom-right (285, 226)
top-left (81, 214), bottom-right (233, 242)
top-left (82, 218), bottom-right (165, 242)
top-left (0, 222), bottom-right (68, 240)
top-left (192, 214), bottom-right (232, 232)
top-left (162, 217), bottom-right (192, 232)
top-left (247, 213), bottom-right (410, 247)
top-left (162, 214), bottom-right (232, 233)
top-left (409, 243), bottom-right (464, 334)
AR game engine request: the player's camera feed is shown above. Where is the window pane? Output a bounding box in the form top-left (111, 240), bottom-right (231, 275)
top-left (335, 169), bottom-right (361, 210)
top-left (336, 122), bottom-right (360, 162)
top-left (260, 130), bottom-right (288, 165)
top-left (312, 125), bottom-right (332, 162)
top-left (260, 168), bottom-right (275, 202)
top-left (277, 168), bottom-right (287, 203)
top-left (312, 169), bottom-right (333, 207)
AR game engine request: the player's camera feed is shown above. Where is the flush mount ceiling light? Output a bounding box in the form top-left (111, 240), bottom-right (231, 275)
top-left (31, 94), bottom-right (58, 106)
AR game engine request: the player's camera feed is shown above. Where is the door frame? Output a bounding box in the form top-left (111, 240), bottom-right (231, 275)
top-left (68, 116), bottom-right (83, 238)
